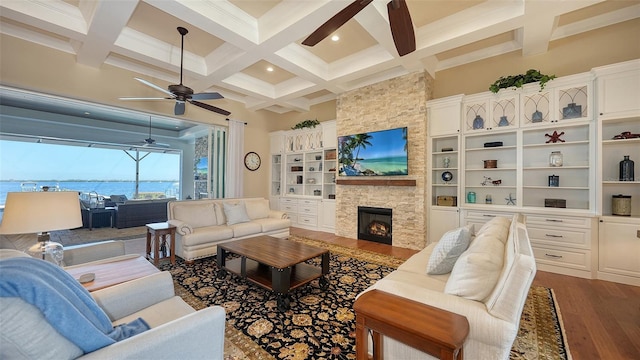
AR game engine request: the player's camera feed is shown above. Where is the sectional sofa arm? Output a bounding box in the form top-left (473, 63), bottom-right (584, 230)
top-left (167, 219), bottom-right (193, 235)
top-left (366, 280), bottom-right (516, 342)
top-left (63, 241), bottom-right (126, 266)
top-left (268, 210), bottom-right (289, 219)
top-left (79, 306), bottom-right (226, 359)
top-left (92, 272), bottom-right (176, 320)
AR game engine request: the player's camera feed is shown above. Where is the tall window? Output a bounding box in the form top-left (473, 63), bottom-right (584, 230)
top-left (194, 126), bottom-right (227, 199)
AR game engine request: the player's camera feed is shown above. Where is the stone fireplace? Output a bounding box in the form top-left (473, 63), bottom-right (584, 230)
top-left (358, 206), bottom-right (392, 245)
top-left (335, 71), bottom-right (433, 250)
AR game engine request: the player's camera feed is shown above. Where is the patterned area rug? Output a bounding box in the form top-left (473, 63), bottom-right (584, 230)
top-left (159, 236), bottom-right (570, 360)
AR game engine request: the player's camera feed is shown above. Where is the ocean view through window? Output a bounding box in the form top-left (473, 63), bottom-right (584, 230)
top-left (0, 140), bottom-right (180, 206)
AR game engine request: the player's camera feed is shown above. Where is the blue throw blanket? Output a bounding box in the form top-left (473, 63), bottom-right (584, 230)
top-left (0, 257), bottom-right (149, 353)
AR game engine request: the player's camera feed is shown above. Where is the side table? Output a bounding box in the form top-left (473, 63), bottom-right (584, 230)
top-left (353, 289), bottom-right (469, 360)
top-left (145, 222), bottom-right (176, 265)
top-left (82, 207), bottom-right (116, 231)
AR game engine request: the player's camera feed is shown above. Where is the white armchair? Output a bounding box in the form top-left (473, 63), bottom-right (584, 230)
top-left (0, 266), bottom-right (226, 359)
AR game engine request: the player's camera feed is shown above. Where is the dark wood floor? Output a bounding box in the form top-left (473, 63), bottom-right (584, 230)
top-left (291, 227), bottom-right (640, 360)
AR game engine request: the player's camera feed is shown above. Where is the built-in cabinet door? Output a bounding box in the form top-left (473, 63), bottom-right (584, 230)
top-left (595, 60), bottom-right (640, 120)
top-left (427, 95), bottom-right (463, 136)
top-left (428, 208), bottom-right (459, 244)
top-left (321, 200), bottom-right (336, 232)
top-left (598, 217), bottom-right (640, 286)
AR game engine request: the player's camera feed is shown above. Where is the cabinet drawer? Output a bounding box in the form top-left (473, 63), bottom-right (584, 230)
top-left (281, 198), bottom-right (297, 205)
top-left (464, 210), bottom-right (513, 220)
top-left (528, 227), bottom-right (590, 249)
top-left (281, 204), bottom-right (298, 212)
top-left (298, 199), bottom-right (319, 208)
top-left (298, 205), bottom-right (318, 215)
top-left (297, 215), bottom-right (318, 226)
top-left (532, 246), bottom-right (591, 271)
top-left (526, 215), bottom-right (591, 228)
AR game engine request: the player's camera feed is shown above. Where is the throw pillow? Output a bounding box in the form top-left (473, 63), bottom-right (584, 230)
top-left (426, 225), bottom-right (472, 275)
top-left (244, 199), bottom-right (270, 220)
top-left (173, 203), bottom-right (217, 228)
top-left (444, 234), bottom-right (505, 301)
top-left (223, 202), bottom-right (251, 225)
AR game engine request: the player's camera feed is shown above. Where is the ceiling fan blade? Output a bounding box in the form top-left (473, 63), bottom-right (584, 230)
top-left (118, 97), bottom-right (171, 101)
top-left (134, 77), bottom-right (174, 96)
top-left (387, 0), bottom-right (416, 56)
top-left (190, 92), bottom-right (224, 101)
top-left (175, 101), bottom-right (186, 115)
top-left (302, 0), bottom-right (373, 46)
top-left (189, 100), bottom-right (231, 116)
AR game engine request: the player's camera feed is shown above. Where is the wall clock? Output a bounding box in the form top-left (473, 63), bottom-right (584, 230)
top-left (244, 151), bottom-right (261, 171)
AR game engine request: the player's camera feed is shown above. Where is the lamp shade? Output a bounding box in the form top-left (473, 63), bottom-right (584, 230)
top-left (0, 191), bottom-right (83, 234)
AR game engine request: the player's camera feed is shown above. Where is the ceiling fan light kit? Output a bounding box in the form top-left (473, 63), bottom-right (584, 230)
top-left (120, 27), bottom-right (230, 117)
top-left (302, 0), bottom-right (415, 57)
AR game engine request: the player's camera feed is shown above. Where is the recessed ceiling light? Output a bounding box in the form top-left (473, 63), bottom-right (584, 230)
top-left (266, 66), bottom-right (274, 72)
top-left (331, 34), bottom-right (340, 42)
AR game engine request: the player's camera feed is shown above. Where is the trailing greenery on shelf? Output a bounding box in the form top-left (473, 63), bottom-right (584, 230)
top-left (489, 69), bottom-right (556, 93)
top-left (291, 119), bottom-right (320, 130)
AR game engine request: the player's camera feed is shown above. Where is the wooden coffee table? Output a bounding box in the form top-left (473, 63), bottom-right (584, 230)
top-left (217, 235), bottom-right (330, 311)
top-left (65, 256), bottom-right (160, 292)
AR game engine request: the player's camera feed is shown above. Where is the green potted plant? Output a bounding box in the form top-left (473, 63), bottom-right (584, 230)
top-left (291, 119), bottom-right (320, 130)
top-left (489, 69), bottom-right (556, 93)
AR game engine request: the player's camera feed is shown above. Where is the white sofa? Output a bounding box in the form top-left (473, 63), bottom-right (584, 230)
top-left (0, 250), bottom-right (226, 359)
top-left (359, 213), bottom-right (536, 360)
top-left (167, 197), bottom-right (291, 262)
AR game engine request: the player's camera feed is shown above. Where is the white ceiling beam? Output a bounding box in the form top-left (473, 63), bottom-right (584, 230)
top-left (76, 0), bottom-right (137, 67)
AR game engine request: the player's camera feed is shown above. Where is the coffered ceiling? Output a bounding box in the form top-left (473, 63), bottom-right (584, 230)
top-left (1, 0), bottom-right (638, 115)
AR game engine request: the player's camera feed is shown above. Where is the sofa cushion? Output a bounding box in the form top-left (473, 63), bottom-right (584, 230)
top-left (0, 297), bottom-right (83, 360)
top-left (244, 199), bottom-right (270, 220)
top-left (223, 202), bottom-right (251, 225)
top-left (444, 230), bottom-right (506, 301)
top-left (427, 225), bottom-right (472, 275)
top-left (475, 216), bottom-right (510, 242)
top-left (252, 218), bottom-right (291, 233)
top-left (0, 233), bottom-right (37, 252)
top-left (214, 203), bottom-right (226, 225)
top-left (230, 222), bottom-right (262, 238)
top-left (113, 296), bottom-right (195, 328)
top-left (173, 202), bottom-right (217, 228)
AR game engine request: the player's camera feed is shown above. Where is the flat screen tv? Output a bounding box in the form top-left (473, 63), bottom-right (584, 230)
top-left (338, 127), bottom-right (408, 176)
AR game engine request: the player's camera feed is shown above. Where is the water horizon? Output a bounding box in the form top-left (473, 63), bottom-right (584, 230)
top-left (0, 180), bottom-right (180, 206)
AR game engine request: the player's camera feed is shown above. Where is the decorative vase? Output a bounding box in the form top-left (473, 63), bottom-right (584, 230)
top-left (562, 103), bottom-right (582, 119)
top-left (443, 157), bottom-right (450, 168)
top-left (532, 110), bottom-right (543, 123)
top-left (619, 155), bottom-right (634, 181)
top-left (472, 115), bottom-right (484, 130)
top-left (549, 151), bottom-right (563, 167)
top-left (498, 116), bottom-right (509, 127)
top-left (467, 191), bottom-right (476, 204)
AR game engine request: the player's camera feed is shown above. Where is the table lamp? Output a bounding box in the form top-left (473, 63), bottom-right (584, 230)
top-left (0, 191), bottom-right (82, 265)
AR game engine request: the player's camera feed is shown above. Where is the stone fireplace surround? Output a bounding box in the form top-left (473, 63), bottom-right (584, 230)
top-left (335, 71), bottom-right (433, 250)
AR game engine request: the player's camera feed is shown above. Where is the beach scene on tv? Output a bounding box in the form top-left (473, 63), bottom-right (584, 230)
top-left (338, 127), bottom-right (408, 176)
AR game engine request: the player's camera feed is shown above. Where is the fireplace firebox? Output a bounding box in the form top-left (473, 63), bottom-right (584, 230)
top-left (357, 206), bottom-right (392, 245)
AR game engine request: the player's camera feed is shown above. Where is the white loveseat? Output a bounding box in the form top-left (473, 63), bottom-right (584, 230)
top-left (167, 197), bottom-right (291, 262)
top-left (359, 213), bottom-right (536, 359)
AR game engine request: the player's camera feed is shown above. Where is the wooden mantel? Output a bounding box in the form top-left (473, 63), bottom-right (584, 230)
top-left (336, 179), bottom-right (416, 187)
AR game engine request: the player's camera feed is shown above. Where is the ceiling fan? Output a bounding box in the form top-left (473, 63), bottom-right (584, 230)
top-left (119, 27), bottom-right (231, 116)
top-left (128, 117), bottom-right (170, 148)
top-left (302, 0), bottom-right (415, 56)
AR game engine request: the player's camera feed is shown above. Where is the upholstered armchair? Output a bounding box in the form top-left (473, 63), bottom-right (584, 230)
top-left (0, 255), bottom-right (226, 359)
